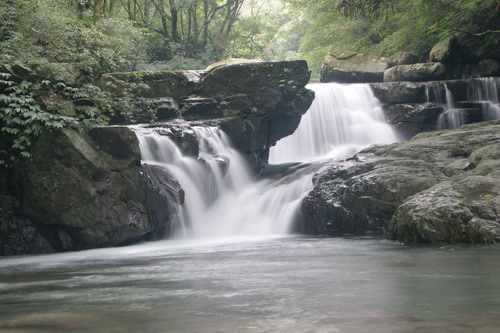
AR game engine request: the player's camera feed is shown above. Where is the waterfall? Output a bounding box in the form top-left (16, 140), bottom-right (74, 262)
top-left (269, 83), bottom-right (399, 164)
top-left (468, 77), bottom-right (500, 121)
top-left (134, 125), bottom-right (315, 239)
top-left (134, 82), bottom-right (398, 240)
top-left (437, 77), bottom-right (500, 129)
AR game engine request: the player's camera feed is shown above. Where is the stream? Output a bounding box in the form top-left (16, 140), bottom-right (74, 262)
top-left (1, 237), bottom-right (499, 332)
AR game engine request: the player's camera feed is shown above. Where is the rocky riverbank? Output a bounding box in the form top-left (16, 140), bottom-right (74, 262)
top-left (298, 120), bottom-right (500, 244)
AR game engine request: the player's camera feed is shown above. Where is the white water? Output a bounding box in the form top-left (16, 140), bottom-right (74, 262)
top-left (437, 77), bottom-right (500, 129)
top-left (468, 77), bottom-right (500, 120)
top-left (269, 83), bottom-right (399, 163)
top-left (135, 126), bottom-right (314, 239)
top-left (134, 82), bottom-right (398, 240)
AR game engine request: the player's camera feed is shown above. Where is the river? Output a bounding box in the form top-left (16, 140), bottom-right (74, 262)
top-left (1, 237), bottom-right (499, 332)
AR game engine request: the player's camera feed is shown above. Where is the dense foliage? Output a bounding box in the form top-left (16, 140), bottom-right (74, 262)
top-left (284, 0), bottom-right (500, 74)
top-left (1, 0), bottom-right (499, 165)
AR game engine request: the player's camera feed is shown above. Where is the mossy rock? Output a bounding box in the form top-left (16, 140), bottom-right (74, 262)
top-left (101, 71), bottom-right (195, 99)
top-left (320, 52), bottom-right (390, 83)
top-left (300, 120), bottom-right (500, 244)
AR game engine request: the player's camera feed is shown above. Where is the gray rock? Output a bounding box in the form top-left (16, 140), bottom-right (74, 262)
top-left (300, 120), bottom-right (500, 244)
top-left (0, 195), bottom-right (55, 255)
top-left (143, 163), bottom-right (185, 238)
top-left (390, 51), bottom-right (421, 66)
top-left (320, 52), bottom-right (390, 83)
top-left (479, 59), bottom-right (500, 77)
top-left (101, 71), bottom-right (195, 99)
top-left (383, 103), bottom-right (444, 139)
top-left (19, 127), bottom-right (151, 251)
top-left (429, 36), bottom-right (473, 64)
top-left (180, 96), bottom-right (221, 120)
top-left (370, 81), bottom-right (427, 104)
top-left (195, 60), bottom-right (314, 169)
top-left (383, 62), bottom-right (446, 82)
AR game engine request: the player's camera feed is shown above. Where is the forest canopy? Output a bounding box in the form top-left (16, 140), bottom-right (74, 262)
top-left (1, 0), bottom-right (498, 74)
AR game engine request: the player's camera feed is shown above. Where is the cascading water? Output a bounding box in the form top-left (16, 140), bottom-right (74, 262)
top-left (468, 77), bottom-right (500, 120)
top-left (135, 125), bottom-right (315, 239)
top-left (269, 83), bottom-right (399, 163)
top-left (436, 77), bottom-right (500, 129)
top-left (134, 82), bottom-right (399, 240)
top-left (428, 81), bottom-right (464, 130)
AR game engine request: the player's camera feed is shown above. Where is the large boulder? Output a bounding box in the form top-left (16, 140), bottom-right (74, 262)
top-left (390, 51), bottom-right (421, 66)
top-left (320, 52), bottom-right (390, 83)
top-left (299, 120), bottom-right (500, 244)
top-left (382, 103), bottom-right (444, 139)
top-left (429, 37), bottom-right (476, 79)
top-left (479, 59), bottom-right (500, 77)
top-left (9, 126), bottom-right (169, 253)
top-left (369, 81), bottom-right (427, 104)
top-left (383, 62), bottom-right (446, 82)
top-left (429, 36), bottom-right (474, 65)
top-left (195, 60), bottom-right (314, 169)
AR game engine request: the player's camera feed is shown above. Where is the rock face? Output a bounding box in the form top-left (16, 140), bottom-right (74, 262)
top-left (299, 120), bottom-right (500, 244)
top-left (196, 60), bottom-right (314, 168)
top-left (1, 126), bottom-right (147, 254)
top-left (101, 60), bottom-right (314, 169)
top-left (320, 52), bottom-right (390, 83)
top-left (383, 62), bottom-right (446, 82)
top-left (0, 124), bottom-right (187, 255)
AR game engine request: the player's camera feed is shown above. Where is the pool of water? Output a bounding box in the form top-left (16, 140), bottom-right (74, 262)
top-left (0, 237), bottom-right (499, 332)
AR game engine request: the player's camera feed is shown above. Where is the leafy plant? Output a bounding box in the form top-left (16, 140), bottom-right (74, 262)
top-left (0, 73), bottom-right (78, 166)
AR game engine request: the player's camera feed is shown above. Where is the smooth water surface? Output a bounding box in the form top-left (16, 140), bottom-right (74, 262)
top-left (1, 237), bottom-right (499, 333)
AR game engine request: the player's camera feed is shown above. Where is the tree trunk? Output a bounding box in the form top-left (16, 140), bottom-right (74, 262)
top-left (94, 0), bottom-right (104, 18)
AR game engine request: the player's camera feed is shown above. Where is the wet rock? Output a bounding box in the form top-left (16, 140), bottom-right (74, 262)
top-left (383, 103), bottom-right (444, 139)
top-left (389, 174), bottom-right (500, 244)
top-left (370, 81), bottom-right (427, 104)
top-left (437, 108), bottom-right (483, 128)
top-left (150, 120), bottom-right (199, 157)
top-left (155, 97), bottom-right (180, 120)
top-left (320, 52), bottom-right (390, 83)
top-left (143, 163), bottom-right (185, 238)
top-left (205, 58), bottom-right (263, 70)
top-left (300, 120), bottom-right (500, 244)
top-left (383, 62), bottom-right (446, 82)
top-left (180, 96), bottom-right (221, 120)
top-left (195, 60), bottom-right (314, 169)
top-left (0, 195), bottom-right (55, 255)
top-left (18, 126), bottom-right (152, 251)
top-left (90, 126), bottom-right (141, 159)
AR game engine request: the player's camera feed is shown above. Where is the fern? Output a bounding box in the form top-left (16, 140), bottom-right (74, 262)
top-left (0, 73), bottom-right (77, 166)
